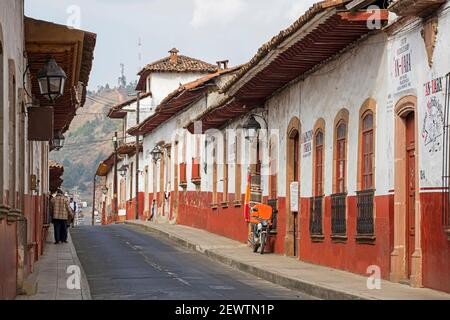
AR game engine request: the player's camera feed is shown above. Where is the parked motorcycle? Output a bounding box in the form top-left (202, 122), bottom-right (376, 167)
top-left (249, 203), bottom-right (273, 254)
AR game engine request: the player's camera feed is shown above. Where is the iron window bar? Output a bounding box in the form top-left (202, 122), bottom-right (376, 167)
top-left (310, 196), bottom-right (324, 236)
top-left (356, 189), bottom-right (375, 236)
top-left (331, 192), bottom-right (347, 236)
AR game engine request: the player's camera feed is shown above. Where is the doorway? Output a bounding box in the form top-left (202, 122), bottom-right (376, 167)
top-left (285, 117), bottom-right (300, 257)
top-left (391, 95), bottom-right (421, 286)
top-left (405, 112), bottom-right (416, 278)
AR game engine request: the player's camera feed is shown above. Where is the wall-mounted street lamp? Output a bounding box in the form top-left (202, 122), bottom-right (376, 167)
top-left (151, 145), bottom-right (163, 163)
top-left (52, 130), bottom-right (65, 151)
top-left (112, 135), bottom-right (118, 150)
top-left (37, 57), bottom-right (67, 103)
top-left (118, 164), bottom-right (129, 178)
top-left (243, 115), bottom-right (267, 143)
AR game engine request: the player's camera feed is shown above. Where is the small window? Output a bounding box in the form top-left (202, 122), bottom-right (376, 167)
top-left (357, 107), bottom-right (375, 238)
top-left (314, 130), bottom-right (324, 197)
top-left (362, 112), bottom-right (374, 190)
top-left (336, 122), bottom-right (347, 193)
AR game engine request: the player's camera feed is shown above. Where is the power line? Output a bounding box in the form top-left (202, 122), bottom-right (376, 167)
top-left (87, 94), bottom-right (122, 105)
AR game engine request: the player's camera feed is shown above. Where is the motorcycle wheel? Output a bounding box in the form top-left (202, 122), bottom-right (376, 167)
top-left (252, 232), bottom-right (259, 253)
top-left (260, 232), bottom-right (266, 255)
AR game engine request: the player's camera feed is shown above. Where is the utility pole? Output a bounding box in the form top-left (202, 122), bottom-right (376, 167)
top-left (135, 92), bottom-right (140, 220)
top-left (113, 131), bottom-right (119, 223)
top-left (92, 175), bottom-right (96, 226)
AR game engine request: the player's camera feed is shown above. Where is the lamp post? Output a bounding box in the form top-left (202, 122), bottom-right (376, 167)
top-left (243, 115), bottom-right (262, 143)
top-left (92, 175), bottom-right (97, 226)
top-left (118, 164), bottom-right (129, 178)
top-left (151, 145), bottom-right (163, 163)
top-left (112, 132), bottom-right (119, 222)
top-left (37, 56), bottom-right (67, 103)
top-left (135, 92), bottom-right (141, 220)
top-left (52, 130), bottom-right (65, 151)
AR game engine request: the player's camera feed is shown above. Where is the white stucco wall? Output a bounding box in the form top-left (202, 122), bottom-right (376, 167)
top-left (148, 72), bottom-right (211, 107)
top-left (139, 5), bottom-right (450, 202)
top-left (385, 3), bottom-right (450, 190)
top-left (0, 0), bottom-right (25, 198)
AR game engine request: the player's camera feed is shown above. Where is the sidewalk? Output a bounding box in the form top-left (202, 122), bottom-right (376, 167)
top-left (126, 220), bottom-right (450, 300)
top-left (16, 226), bottom-right (91, 300)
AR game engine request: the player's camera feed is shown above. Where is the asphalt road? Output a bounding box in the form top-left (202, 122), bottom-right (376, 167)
top-left (71, 224), bottom-right (313, 300)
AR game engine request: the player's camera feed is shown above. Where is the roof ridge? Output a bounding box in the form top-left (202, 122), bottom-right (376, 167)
top-left (138, 52), bottom-right (218, 75)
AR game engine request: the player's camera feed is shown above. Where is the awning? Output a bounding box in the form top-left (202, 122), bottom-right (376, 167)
top-left (49, 160), bottom-right (64, 192)
top-left (25, 17), bottom-right (96, 133)
top-left (96, 163), bottom-right (110, 177)
top-left (95, 142), bottom-right (143, 176)
top-left (187, 3), bottom-right (388, 132)
top-left (388, 0), bottom-right (445, 17)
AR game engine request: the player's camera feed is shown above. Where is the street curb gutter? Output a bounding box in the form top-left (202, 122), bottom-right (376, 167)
top-left (125, 221), bottom-right (369, 300)
top-left (68, 230), bottom-right (92, 300)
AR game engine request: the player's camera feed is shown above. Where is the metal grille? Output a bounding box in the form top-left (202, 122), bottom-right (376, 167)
top-left (309, 196), bottom-right (323, 236)
top-left (356, 189), bottom-right (375, 236)
top-left (331, 193), bottom-right (347, 236)
top-left (442, 73), bottom-right (450, 228)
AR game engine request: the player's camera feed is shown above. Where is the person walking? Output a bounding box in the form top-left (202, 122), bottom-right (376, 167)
top-left (69, 197), bottom-right (77, 228)
top-left (50, 189), bottom-right (72, 244)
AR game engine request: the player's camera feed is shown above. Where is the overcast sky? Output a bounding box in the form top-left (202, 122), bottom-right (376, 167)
top-left (25, 0), bottom-right (316, 90)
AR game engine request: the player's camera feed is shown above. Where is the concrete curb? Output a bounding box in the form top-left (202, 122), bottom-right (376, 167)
top-left (68, 230), bottom-right (92, 300)
top-left (125, 221), bottom-right (369, 300)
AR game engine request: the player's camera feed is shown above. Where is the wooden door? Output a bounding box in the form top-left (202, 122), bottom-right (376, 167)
top-left (405, 112), bottom-right (416, 278)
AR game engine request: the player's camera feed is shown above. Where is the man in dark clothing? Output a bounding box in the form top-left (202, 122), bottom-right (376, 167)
top-left (50, 189), bottom-right (71, 244)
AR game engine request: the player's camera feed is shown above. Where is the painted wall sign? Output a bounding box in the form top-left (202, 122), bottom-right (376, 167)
top-left (422, 96), bottom-right (444, 153)
top-left (301, 130), bottom-right (312, 158)
top-left (393, 37), bottom-right (413, 93)
top-left (422, 76), bottom-right (445, 154)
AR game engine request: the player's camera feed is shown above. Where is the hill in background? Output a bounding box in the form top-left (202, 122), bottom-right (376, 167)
top-left (50, 83), bottom-right (137, 203)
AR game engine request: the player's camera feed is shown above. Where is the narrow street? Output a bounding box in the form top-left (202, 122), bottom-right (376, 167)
top-left (71, 224), bottom-right (313, 300)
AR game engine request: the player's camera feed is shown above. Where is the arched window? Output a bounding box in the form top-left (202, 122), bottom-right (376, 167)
top-left (234, 131), bottom-right (242, 205)
top-left (269, 135), bottom-right (278, 200)
top-left (336, 121), bottom-right (347, 193)
top-left (357, 99), bottom-right (376, 238)
top-left (310, 121), bottom-right (325, 238)
top-left (332, 113), bottom-right (348, 237)
top-left (362, 112), bottom-right (374, 190)
top-left (314, 130), bottom-right (324, 197)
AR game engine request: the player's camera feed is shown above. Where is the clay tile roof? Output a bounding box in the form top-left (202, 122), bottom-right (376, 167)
top-left (138, 51), bottom-right (218, 75)
top-left (221, 0), bottom-right (352, 93)
top-left (49, 160), bottom-right (64, 169)
top-left (128, 66), bottom-right (242, 137)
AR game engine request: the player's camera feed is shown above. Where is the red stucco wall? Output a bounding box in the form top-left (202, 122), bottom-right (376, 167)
top-left (421, 192), bottom-right (450, 293)
top-left (126, 192), bottom-right (145, 221)
top-left (177, 191), bottom-right (249, 243)
top-left (299, 194), bottom-right (394, 279)
top-left (0, 219), bottom-right (18, 299)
